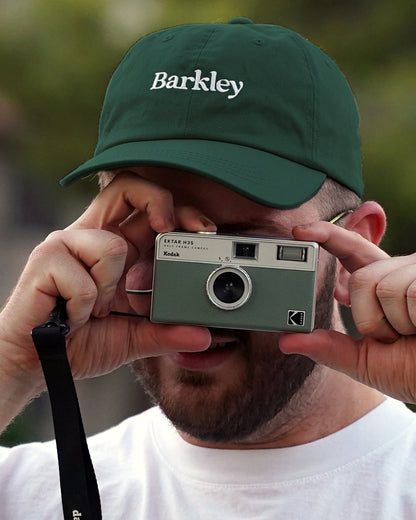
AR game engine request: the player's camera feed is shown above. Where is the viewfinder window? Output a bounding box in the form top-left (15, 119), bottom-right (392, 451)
top-left (234, 242), bottom-right (258, 259)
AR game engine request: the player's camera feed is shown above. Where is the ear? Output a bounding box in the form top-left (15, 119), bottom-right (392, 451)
top-left (334, 201), bottom-right (386, 306)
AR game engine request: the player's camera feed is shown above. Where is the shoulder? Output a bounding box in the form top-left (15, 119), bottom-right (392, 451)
top-left (0, 406), bottom-right (164, 484)
top-left (88, 406), bottom-right (162, 460)
top-left (0, 407), bottom-right (164, 516)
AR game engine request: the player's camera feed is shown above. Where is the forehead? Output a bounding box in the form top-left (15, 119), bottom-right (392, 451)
top-left (126, 166), bottom-right (320, 233)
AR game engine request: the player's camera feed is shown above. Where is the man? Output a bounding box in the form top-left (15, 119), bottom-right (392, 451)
top-left (0, 18), bottom-right (415, 518)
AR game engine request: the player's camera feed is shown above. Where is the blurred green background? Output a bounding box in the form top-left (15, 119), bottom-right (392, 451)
top-left (1, 0), bottom-right (415, 445)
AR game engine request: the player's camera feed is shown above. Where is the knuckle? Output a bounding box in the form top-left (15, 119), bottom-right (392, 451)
top-left (44, 229), bottom-right (65, 242)
top-left (29, 234), bottom-right (63, 260)
top-left (354, 317), bottom-right (382, 337)
top-left (76, 284), bottom-right (98, 305)
top-left (97, 284), bottom-right (117, 300)
top-left (349, 267), bottom-right (373, 292)
top-left (40, 229), bottom-right (75, 253)
top-left (28, 242), bottom-right (47, 261)
top-left (175, 205), bottom-right (199, 222)
top-left (106, 170), bottom-right (135, 186)
top-left (149, 188), bottom-right (173, 207)
top-left (104, 235), bottom-right (128, 259)
top-left (375, 279), bottom-right (397, 302)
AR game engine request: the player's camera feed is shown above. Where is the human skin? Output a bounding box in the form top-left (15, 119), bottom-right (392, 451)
top-left (125, 168), bottom-right (386, 448)
top-left (0, 167), bottom-right (415, 448)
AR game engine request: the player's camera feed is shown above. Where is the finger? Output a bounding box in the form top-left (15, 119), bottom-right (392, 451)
top-left (174, 206), bottom-right (217, 232)
top-left (130, 320), bottom-right (211, 357)
top-left (293, 221), bottom-right (389, 273)
top-left (348, 255), bottom-right (416, 340)
top-left (118, 205), bottom-right (217, 257)
top-left (279, 329), bottom-right (362, 376)
top-left (279, 329), bottom-right (382, 393)
top-left (70, 171), bottom-right (176, 233)
top-left (22, 241), bottom-right (97, 332)
top-left (279, 330), bottom-right (416, 403)
top-left (62, 315), bottom-right (212, 380)
top-left (374, 261), bottom-right (416, 335)
top-left (119, 206), bottom-right (217, 295)
top-left (42, 229), bottom-right (128, 324)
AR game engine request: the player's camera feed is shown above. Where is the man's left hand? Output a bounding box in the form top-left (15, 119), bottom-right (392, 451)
top-left (279, 220), bottom-right (416, 404)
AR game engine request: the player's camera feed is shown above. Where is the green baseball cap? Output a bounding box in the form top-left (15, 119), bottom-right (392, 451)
top-left (60, 17), bottom-right (363, 208)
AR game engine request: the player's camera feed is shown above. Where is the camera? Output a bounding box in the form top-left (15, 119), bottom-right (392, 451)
top-left (150, 232), bottom-right (319, 332)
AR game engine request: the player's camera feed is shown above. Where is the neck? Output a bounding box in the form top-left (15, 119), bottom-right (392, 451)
top-left (180, 367), bottom-right (385, 449)
top-left (180, 309), bottom-right (386, 450)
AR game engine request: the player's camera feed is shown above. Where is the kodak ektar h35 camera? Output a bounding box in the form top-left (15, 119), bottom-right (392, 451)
top-left (149, 231), bottom-right (319, 332)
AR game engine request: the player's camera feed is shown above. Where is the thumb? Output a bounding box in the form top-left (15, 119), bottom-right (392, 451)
top-left (279, 330), bottom-right (363, 379)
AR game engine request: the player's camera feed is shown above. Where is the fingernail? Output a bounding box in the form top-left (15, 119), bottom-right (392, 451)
top-left (199, 216), bottom-right (216, 229)
top-left (294, 223), bottom-right (313, 231)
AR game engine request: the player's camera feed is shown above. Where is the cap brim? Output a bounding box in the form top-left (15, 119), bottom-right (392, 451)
top-left (60, 139), bottom-right (326, 209)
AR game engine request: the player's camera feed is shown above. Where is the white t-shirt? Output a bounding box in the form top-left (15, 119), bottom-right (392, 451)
top-left (0, 398), bottom-right (415, 519)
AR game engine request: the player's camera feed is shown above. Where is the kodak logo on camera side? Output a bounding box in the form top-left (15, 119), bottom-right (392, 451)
top-left (150, 69), bottom-right (244, 99)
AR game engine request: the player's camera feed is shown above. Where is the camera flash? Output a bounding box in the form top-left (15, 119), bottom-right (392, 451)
top-left (277, 245), bottom-right (307, 262)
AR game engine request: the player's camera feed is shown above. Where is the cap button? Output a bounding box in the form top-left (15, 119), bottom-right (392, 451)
top-left (228, 17), bottom-right (254, 24)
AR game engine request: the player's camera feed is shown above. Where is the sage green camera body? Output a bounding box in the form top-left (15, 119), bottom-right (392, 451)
top-left (150, 232), bottom-right (319, 332)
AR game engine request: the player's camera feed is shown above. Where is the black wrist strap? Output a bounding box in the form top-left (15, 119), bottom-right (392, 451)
top-left (31, 298), bottom-right (102, 520)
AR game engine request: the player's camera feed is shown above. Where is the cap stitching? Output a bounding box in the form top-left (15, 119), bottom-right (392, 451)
top-left (183, 26), bottom-right (218, 133)
top-left (290, 35), bottom-right (316, 164)
top-left (68, 142), bottom-right (327, 182)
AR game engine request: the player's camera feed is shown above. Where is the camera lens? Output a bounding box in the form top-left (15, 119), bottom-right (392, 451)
top-left (206, 266), bottom-right (252, 310)
top-left (213, 271), bottom-right (245, 303)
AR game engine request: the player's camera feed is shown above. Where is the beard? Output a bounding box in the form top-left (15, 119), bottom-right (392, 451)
top-left (132, 258), bottom-right (336, 444)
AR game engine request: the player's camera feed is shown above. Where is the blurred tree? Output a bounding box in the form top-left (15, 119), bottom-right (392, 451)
top-left (0, 0), bottom-right (156, 199)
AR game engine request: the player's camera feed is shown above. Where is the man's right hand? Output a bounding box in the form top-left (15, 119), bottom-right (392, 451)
top-left (0, 171), bottom-right (215, 428)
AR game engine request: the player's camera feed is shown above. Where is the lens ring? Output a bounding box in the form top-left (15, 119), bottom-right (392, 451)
top-left (206, 266), bottom-right (252, 310)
